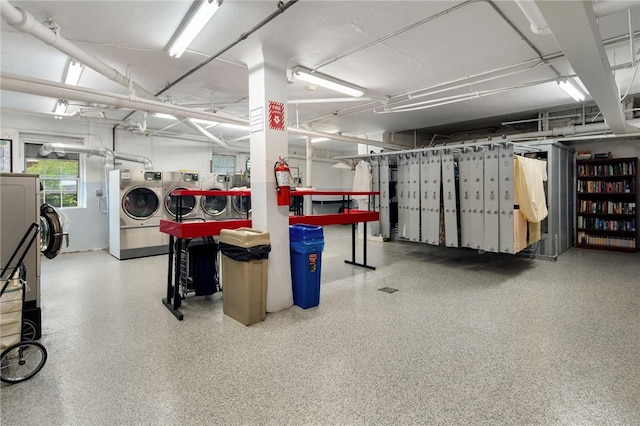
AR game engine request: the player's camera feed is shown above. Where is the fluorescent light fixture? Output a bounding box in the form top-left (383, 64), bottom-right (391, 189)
top-left (311, 137), bottom-right (330, 143)
top-left (558, 80), bottom-right (585, 102)
top-left (291, 67), bottom-right (365, 98)
top-left (153, 113), bottom-right (177, 120)
top-left (54, 100), bottom-right (67, 116)
top-left (169, 0), bottom-right (222, 58)
top-left (64, 60), bottom-right (84, 86)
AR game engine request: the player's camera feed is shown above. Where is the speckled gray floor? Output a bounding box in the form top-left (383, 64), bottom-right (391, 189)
top-left (1, 225), bottom-right (639, 425)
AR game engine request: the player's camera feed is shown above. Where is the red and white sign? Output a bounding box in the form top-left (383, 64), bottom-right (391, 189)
top-left (268, 101), bottom-right (285, 131)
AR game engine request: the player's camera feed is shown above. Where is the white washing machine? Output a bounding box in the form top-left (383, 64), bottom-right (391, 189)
top-left (108, 169), bottom-right (164, 260)
top-left (161, 171), bottom-right (201, 251)
top-left (200, 173), bottom-right (228, 220)
top-left (227, 173), bottom-right (251, 219)
top-left (162, 171), bottom-right (201, 221)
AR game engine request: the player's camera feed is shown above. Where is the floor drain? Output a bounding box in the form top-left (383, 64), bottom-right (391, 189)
top-left (378, 287), bottom-right (398, 293)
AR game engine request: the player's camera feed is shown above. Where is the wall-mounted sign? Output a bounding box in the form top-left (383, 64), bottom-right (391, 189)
top-left (250, 107), bottom-right (263, 133)
top-left (268, 101), bottom-right (285, 131)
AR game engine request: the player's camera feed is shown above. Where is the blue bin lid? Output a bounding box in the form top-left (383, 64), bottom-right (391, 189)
top-left (290, 224), bottom-right (324, 242)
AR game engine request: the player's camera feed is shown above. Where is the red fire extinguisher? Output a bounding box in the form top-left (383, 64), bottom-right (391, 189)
top-left (274, 157), bottom-right (292, 206)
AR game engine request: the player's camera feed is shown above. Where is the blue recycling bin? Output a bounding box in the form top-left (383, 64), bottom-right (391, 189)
top-left (289, 224), bottom-right (324, 309)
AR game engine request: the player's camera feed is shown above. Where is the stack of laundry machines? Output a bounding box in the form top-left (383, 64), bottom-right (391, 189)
top-left (109, 170), bottom-right (251, 260)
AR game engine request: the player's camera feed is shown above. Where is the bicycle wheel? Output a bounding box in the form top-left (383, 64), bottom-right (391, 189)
top-left (0, 341), bottom-right (47, 384)
top-left (21, 319), bottom-right (37, 341)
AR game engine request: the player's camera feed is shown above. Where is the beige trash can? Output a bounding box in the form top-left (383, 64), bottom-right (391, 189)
top-left (219, 228), bottom-right (271, 326)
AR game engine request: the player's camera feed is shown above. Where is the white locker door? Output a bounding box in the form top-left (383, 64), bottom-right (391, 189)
top-left (420, 152), bottom-right (431, 244)
top-left (379, 156), bottom-right (391, 239)
top-left (484, 147), bottom-right (500, 253)
top-left (442, 151), bottom-right (459, 248)
top-left (408, 153), bottom-right (421, 242)
top-left (499, 144), bottom-right (515, 254)
top-left (424, 151), bottom-right (442, 245)
top-left (397, 155), bottom-right (408, 239)
top-left (459, 150), bottom-right (485, 250)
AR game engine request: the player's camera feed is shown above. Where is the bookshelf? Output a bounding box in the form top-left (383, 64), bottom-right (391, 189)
top-left (576, 157), bottom-right (638, 252)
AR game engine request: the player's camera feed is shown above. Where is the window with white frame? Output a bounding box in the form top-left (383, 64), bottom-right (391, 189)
top-left (24, 143), bottom-right (81, 208)
top-left (212, 154), bottom-right (236, 175)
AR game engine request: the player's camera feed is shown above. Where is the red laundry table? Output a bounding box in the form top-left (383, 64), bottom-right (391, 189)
top-left (159, 188), bottom-right (379, 320)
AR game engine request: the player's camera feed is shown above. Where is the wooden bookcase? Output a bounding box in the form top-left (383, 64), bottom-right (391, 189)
top-left (575, 157), bottom-right (638, 252)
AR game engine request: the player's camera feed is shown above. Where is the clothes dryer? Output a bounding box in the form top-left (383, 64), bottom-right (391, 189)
top-left (162, 171), bottom-right (201, 221)
top-left (228, 172), bottom-right (251, 219)
top-left (199, 173), bottom-right (228, 220)
top-left (161, 171), bottom-right (201, 250)
top-left (109, 169), bottom-right (164, 260)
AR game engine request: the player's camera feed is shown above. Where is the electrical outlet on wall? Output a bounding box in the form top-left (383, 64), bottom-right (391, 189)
top-left (96, 189), bottom-right (103, 197)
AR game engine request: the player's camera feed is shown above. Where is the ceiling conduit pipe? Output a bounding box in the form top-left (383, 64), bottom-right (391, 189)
top-left (39, 143), bottom-right (114, 212)
top-left (0, 1), bottom-right (231, 148)
top-left (1, 72), bottom-right (390, 149)
top-left (0, 1), bottom-right (156, 100)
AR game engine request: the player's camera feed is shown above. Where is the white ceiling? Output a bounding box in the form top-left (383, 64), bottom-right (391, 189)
top-left (1, 0), bottom-right (639, 154)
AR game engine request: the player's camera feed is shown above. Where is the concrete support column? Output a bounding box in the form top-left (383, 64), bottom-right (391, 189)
top-left (246, 46), bottom-right (292, 312)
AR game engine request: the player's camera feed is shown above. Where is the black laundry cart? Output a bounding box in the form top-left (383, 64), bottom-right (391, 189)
top-left (0, 223), bottom-right (48, 384)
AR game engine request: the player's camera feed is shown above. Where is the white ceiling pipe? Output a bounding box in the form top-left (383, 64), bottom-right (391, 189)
top-left (515, 0), bottom-right (552, 35)
top-left (186, 120), bottom-right (235, 150)
top-left (1, 72), bottom-right (250, 126)
top-left (0, 1), bottom-right (227, 147)
top-left (517, 0), bottom-right (640, 37)
top-left (2, 72), bottom-right (383, 149)
top-left (112, 152), bottom-right (154, 170)
top-left (0, 1), bottom-right (156, 100)
top-left (287, 126), bottom-right (396, 150)
top-left (39, 143), bottom-right (113, 210)
top-left (593, 0), bottom-right (640, 18)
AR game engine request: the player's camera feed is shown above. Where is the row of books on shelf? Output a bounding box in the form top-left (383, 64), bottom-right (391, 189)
top-left (577, 232), bottom-right (636, 248)
top-left (577, 217), bottom-right (636, 231)
top-left (577, 200), bottom-right (636, 215)
top-left (577, 161), bottom-right (636, 177)
top-left (577, 179), bottom-right (635, 194)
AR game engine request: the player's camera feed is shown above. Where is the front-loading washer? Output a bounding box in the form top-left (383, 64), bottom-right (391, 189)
top-left (228, 172), bottom-right (251, 219)
top-left (109, 169), bottom-right (164, 260)
top-left (200, 173), bottom-right (228, 220)
top-left (161, 171), bottom-right (200, 251)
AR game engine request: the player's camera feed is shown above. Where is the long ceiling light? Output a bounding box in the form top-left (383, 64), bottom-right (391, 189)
top-left (168, 0), bottom-right (222, 58)
top-left (558, 79), bottom-right (585, 102)
top-left (291, 66), bottom-right (365, 98)
top-left (63, 60), bottom-right (84, 86)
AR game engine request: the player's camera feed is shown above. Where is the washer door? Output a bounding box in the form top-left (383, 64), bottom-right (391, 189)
top-left (40, 204), bottom-right (64, 259)
top-left (201, 187), bottom-right (226, 217)
top-left (231, 193), bottom-right (251, 216)
top-left (165, 186), bottom-right (197, 218)
top-left (123, 187), bottom-right (160, 220)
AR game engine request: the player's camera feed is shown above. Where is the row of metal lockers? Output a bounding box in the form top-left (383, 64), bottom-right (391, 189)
top-left (370, 143), bottom-right (525, 254)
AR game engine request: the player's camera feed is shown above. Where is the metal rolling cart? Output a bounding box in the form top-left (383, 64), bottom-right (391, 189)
top-left (0, 223), bottom-right (48, 384)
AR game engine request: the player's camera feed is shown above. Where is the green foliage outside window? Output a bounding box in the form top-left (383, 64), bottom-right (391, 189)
top-left (26, 158), bottom-right (79, 208)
